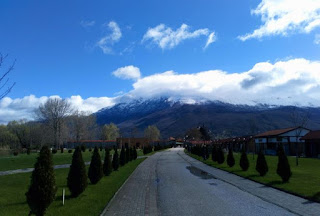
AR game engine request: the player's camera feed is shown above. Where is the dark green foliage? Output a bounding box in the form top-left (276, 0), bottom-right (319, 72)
top-left (60, 147), bottom-right (64, 153)
top-left (52, 149), bottom-right (57, 154)
top-left (211, 145), bottom-right (217, 162)
top-left (227, 148), bottom-right (235, 167)
top-left (68, 149), bottom-right (73, 153)
top-left (103, 149), bottom-right (112, 176)
top-left (277, 145), bottom-right (292, 182)
top-left (125, 146), bottom-right (130, 162)
top-left (190, 145), bottom-right (202, 157)
top-left (120, 146), bottom-right (126, 166)
top-left (143, 146), bottom-right (153, 155)
top-left (67, 147), bottom-right (87, 197)
top-left (88, 147), bottom-right (103, 184)
top-left (99, 145), bottom-right (103, 151)
top-left (112, 149), bottom-right (119, 171)
top-left (240, 147), bottom-right (249, 171)
top-left (27, 148), bottom-right (31, 155)
top-left (13, 151), bottom-right (18, 156)
top-left (199, 126), bottom-right (211, 141)
top-left (81, 144), bottom-right (86, 152)
top-left (217, 146), bottom-right (225, 164)
top-left (133, 146), bottom-right (138, 160)
top-left (256, 150), bottom-right (268, 176)
top-left (129, 147), bottom-right (133, 162)
top-left (26, 146), bottom-right (57, 216)
top-left (89, 147), bottom-right (92, 152)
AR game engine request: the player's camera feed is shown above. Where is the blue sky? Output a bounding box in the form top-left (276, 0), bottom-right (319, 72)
top-left (0, 0), bottom-right (320, 123)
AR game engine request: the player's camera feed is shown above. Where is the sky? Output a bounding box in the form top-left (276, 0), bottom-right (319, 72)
top-left (0, 0), bottom-right (320, 123)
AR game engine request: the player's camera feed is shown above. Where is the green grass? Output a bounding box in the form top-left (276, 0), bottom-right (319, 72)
top-left (0, 158), bottom-right (145, 216)
top-left (0, 149), bottom-right (148, 172)
top-left (186, 151), bottom-right (320, 202)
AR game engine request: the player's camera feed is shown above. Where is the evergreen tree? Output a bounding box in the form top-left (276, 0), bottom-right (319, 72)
top-left (88, 147), bottom-right (103, 184)
top-left (126, 145), bottom-right (130, 162)
top-left (256, 150), bottom-right (268, 176)
top-left (133, 146), bottom-right (138, 160)
top-left (112, 148), bottom-right (119, 171)
top-left (240, 147), bottom-right (249, 171)
top-left (103, 148), bottom-right (112, 176)
top-left (211, 145), bottom-right (217, 162)
top-left (227, 148), bottom-right (235, 167)
top-left (67, 146), bottom-right (88, 197)
top-left (277, 145), bottom-right (292, 182)
top-left (120, 146), bottom-right (126, 166)
top-left (26, 146), bottom-right (57, 216)
top-left (217, 146), bottom-right (225, 164)
top-left (129, 147), bottom-right (134, 161)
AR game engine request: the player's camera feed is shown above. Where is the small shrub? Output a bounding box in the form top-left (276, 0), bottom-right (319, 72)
top-left (89, 147), bottom-right (92, 152)
top-left (52, 149), bottom-right (57, 154)
top-left (67, 146), bottom-right (87, 197)
top-left (133, 146), bottom-right (138, 160)
top-left (99, 145), bottom-right (103, 151)
top-left (240, 147), bottom-right (249, 171)
top-left (81, 144), bottom-right (86, 152)
top-left (120, 146), bottom-right (126, 166)
top-left (112, 149), bottom-right (119, 171)
top-left (277, 145), bottom-right (292, 182)
top-left (27, 148), bottom-right (31, 155)
top-left (103, 149), bottom-right (112, 176)
top-left (13, 151), bottom-right (18, 156)
top-left (211, 145), bottom-right (217, 162)
top-left (256, 150), bottom-right (268, 176)
top-left (60, 147), bottom-right (64, 153)
top-left (126, 146), bottom-right (130, 163)
top-left (88, 147), bottom-right (103, 184)
top-left (217, 146), bottom-right (225, 164)
top-left (68, 149), bottom-right (73, 153)
top-left (227, 148), bottom-right (235, 167)
top-left (26, 146), bottom-right (56, 216)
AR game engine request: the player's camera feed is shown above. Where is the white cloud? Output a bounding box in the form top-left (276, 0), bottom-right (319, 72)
top-left (128, 58), bottom-right (320, 106)
top-left (204, 32), bottom-right (217, 49)
top-left (0, 95), bottom-right (115, 124)
top-left (142, 24), bottom-right (215, 49)
top-left (239, 0), bottom-right (320, 41)
top-left (315, 34), bottom-right (320, 44)
top-left (80, 20), bottom-right (95, 28)
top-left (112, 65), bottom-right (141, 80)
top-left (97, 21), bottom-right (122, 54)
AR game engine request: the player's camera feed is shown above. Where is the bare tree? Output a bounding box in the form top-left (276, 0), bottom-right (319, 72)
top-left (101, 123), bottom-right (119, 140)
top-left (67, 111), bottom-right (97, 142)
top-left (0, 53), bottom-right (16, 99)
top-left (35, 98), bottom-right (73, 149)
top-left (7, 119), bottom-right (30, 149)
top-left (144, 125), bottom-right (160, 142)
top-left (290, 106), bottom-right (310, 166)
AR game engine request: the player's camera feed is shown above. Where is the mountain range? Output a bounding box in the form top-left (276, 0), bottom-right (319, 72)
top-left (95, 97), bottom-right (320, 139)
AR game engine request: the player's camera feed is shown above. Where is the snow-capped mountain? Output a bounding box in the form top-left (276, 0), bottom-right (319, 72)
top-left (95, 97), bottom-right (320, 138)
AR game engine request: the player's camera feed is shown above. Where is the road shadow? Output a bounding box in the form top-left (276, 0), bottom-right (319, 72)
top-left (302, 192), bottom-right (320, 204)
top-left (186, 166), bottom-right (216, 180)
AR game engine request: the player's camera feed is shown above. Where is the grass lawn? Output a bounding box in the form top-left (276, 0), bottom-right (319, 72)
top-left (186, 151), bottom-right (320, 202)
top-left (0, 149), bottom-right (148, 172)
top-left (0, 158), bottom-right (145, 216)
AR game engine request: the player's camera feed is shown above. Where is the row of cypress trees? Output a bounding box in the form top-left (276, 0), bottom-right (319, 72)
top-left (189, 144), bottom-right (292, 183)
top-left (25, 145), bottom-right (138, 215)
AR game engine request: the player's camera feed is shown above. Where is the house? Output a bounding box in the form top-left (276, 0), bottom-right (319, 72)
top-left (300, 130), bottom-right (320, 158)
top-left (116, 137), bottom-right (149, 148)
top-left (254, 127), bottom-right (311, 156)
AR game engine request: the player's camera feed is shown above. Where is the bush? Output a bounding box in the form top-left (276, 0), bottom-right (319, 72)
top-left (240, 147), bottom-right (249, 171)
top-left (126, 146), bottom-right (130, 163)
top-left (226, 148), bottom-right (235, 167)
top-left (112, 149), bottom-right (119, 171)
top-left (211, 145), bottom-right (217, 162)
top-left (256, 150), bottom-right (268, 176)
top-left (68, 149), bottom-right (73, 153)
top-left (103, 149), bottom-right (112, 176)
top-left (27, 148), bottom-right (31, 155)
top-left (89, 147), bottom-right (92, 152)
top-left (99, 145), bottom-right (103, 151)
top-left (52, 149), bottom-right (57, 154)
top-left (67, 146), bottom-right (87, 197)
top-left (277, 145), bottom-right (292, 182)
top-left (26, 146), bottom-right (57, 216)
top-left (217, 146), bottom-right (225, 164)
top-left (88, 147), bottom-right (103, 184)
top-left (120, 146), bottom-right (126, 166)
top-left (60, 147), bottom-right (64, 153)
top-left (81, 144), bottom-right (86, 152)
top-left (133, 146), bottom-right (138, 160)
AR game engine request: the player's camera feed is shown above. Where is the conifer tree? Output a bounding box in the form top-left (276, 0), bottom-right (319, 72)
top-left (211, 145), bottom-right (217, 162)
top-left (227, 148), bottom-right (235, 167)
top-left (103, 148), bottom-right (112, 176)
top-left (217, 146), bottom-right (225, 164)
top-left (240, 147), bottom-right (249, 171)
top-left (129, 147), bottom-right (133, 161)
top-left (88, 147), bottom-right (103, 184)
top-left (256, 150), bottom-right (268, 176)
top-left (126, 145), bottom-right (130, 163)
top-left (277, 145), bottom-right (292, 182)
top-left (26, 146), bottom-right (57, 216)
top-left (112, 148), bottom-right (119, 171)
top-left (120, 146), bottom-right (126, 166)
top-left (133, 146), bottom-right (138, 160)
top-left (67, 146), bottom-right (88, 197)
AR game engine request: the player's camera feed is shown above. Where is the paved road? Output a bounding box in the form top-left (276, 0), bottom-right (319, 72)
top-left (102, 148), bottom-right (320, 216)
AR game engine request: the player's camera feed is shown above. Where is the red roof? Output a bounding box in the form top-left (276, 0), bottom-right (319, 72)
top-left (255, 127), bottom-right (300, 138)
top-left (301, 130), bottom-right (320, 140)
